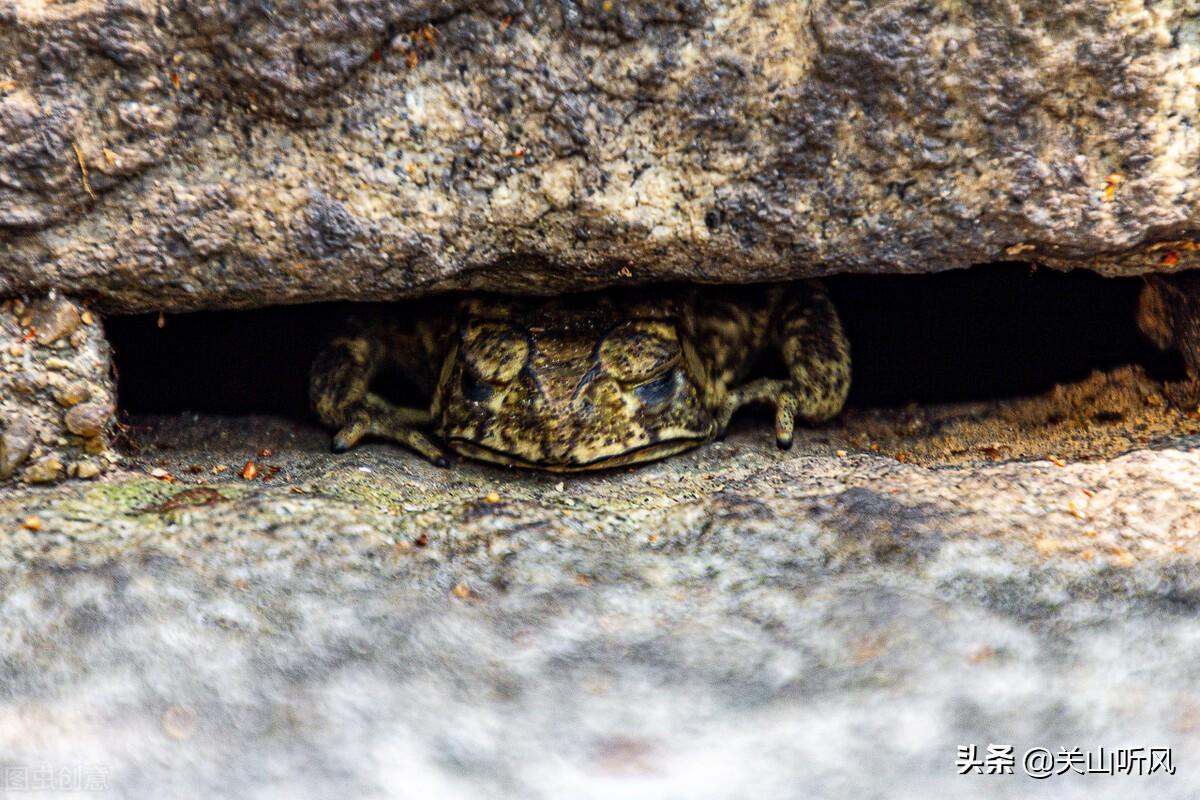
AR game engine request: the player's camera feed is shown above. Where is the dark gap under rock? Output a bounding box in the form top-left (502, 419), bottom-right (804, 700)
top-left (826, 263), bottom-right (1183, 408)
top-left (105, 264), bottom-right (1184, 423)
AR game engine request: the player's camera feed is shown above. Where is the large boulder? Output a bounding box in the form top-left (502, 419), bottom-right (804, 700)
top-left (2, 0), bottom-right (1198, 311)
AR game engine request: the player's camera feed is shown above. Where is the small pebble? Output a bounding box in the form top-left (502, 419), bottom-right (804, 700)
top-left (31, 298), bottom-right (81, 345)
top-left (73, 460), bottom-right (101, 479)
top-left (52, 381), bottom-right (91, 407)
top-left (64, 402), bottom-right (110, 438)
top-left (0, 420), bottom-right (35, 479)
top-left (22, 455), bottom-right (64, 484)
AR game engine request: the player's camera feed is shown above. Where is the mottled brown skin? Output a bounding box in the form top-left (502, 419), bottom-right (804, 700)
top-left (1138, 272), bottom-right (1200, 409)
top-left (310, 282), bottom-right (851, 471)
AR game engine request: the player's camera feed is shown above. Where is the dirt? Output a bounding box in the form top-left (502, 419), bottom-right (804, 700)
top-left (837, 366), bottom-right (1200, 468)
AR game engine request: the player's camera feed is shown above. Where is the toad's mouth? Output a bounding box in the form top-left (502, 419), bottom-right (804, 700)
top-left (444, 436), bottom-right (707, 472)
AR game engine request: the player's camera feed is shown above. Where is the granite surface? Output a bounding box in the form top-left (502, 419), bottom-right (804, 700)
top-left (2, 412), bottom-right (1199, 798)
top-left (3, 1), bottom-right (1200, 310)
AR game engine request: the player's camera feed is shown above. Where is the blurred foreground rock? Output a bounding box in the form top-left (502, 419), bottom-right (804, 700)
top-left (1, 415), bottom-right (1199, 797)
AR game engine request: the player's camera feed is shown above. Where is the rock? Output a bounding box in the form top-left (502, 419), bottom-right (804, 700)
top-left (70, 460), bottom-right (101, 479)
top-left (0, 296), bottom-right (115, 483)
top-left (21, 454), bottom-right (63, 484)
top-left (0, 419), bottom-right (34, 480)
top-left (0, 415), bottom-right (1199, 796)
top-left (64, 402), bottom-right (111, 439)
top-left (52, 380), bottom-right (91, 408)
top-left (1, 2), bottom-right (1199, 311)
top-left (30, 298), bottom-right (81, 345)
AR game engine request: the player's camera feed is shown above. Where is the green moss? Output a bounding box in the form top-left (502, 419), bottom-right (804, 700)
top-left (72, 479), bottom-right (260, 518)
top-left (83, 478), bottom-right (179, 516)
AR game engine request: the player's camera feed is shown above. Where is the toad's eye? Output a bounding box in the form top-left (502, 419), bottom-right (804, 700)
top-left (461, 371), bottom-right (494, 403)
top-left (633, 370), bottom-right (678, 408)
top-left (461, 321), bottom-right (528, 384)
top-left (599, 321), bottom-right (680, 383)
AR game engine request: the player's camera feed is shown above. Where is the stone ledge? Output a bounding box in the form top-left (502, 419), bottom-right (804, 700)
top-left (3, 1), bottom-right (1200, 310)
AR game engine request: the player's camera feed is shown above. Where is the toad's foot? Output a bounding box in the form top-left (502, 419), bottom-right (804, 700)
top-left (716, 378), bottom-right (824, 450)
top-left (713, 280), bottom-right (850, 449)
top-left (310, 326), bottom-right (450, 466)
top-left (329, 395), bottom-right (448, 466)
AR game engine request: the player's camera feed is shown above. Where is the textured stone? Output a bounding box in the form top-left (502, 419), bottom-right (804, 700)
top-left (0, 415), bottom-right (1198, 796)
top-left (30, 296), bottom-right (81, 345)
top-left (20, 453), bottom-right (62, 483)
top-left (0, 416), bottom-right (32, 479)
top-left (71, 459), bottom-right (101, 479)
top-left (0, 297), bottom-right (115, 484)
top-left (51, 379), bottom-right (91, 407)
top-left (1, 1), bottom-right (1199, 311)
top-left (3, 2), bottom-right (1200, 791)
top-left (64, 400), bottom-right (111, 439)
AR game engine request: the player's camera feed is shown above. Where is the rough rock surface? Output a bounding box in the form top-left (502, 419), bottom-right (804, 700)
top-left (2, 413), bottom-right (1200, 797)
top-left (5, 1), bottom-right (1200, 793)
top-left (3, 1), bottom-right (1200, 311)
top-left (0, 295), bottom-right (115, 484)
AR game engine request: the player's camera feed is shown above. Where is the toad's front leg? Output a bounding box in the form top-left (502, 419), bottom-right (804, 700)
top-left (309, 319), bottom-right (449, 466)
top-left (716, 281), bottom-right (851, 448)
